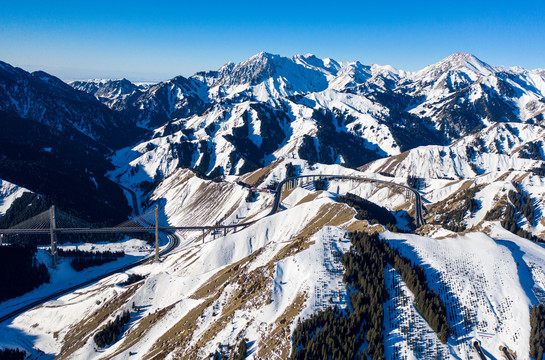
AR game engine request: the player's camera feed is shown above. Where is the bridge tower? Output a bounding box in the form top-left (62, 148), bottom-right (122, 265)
top-left (154, 205), bottom-right (159, 262)
top-left (49, 205), bottom-right (58, 268)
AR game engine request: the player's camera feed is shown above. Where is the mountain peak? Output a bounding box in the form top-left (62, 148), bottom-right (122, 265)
top-left (435, 52), bottom-right (495, 75)
top-left (247, 51), bottom-right (278, 63)
top-left (444, 52), bottom-right (477, 61)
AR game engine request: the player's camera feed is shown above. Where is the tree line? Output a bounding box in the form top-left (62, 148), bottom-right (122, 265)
top-left (336, 193), bottom-right (397, 228)
top-left (57, 248), bottom-right (124, 258)
top-left (58, 249), bottom-right (125, 272)
top-left (94, 310), bottom-right (131, 348)
top-left (530, 303), bottom-right (545, 360)
top-left (0, 348), bottom-right (26, 360)
top-left (0, 244), bottom-right (50, 302)
top-left (509, 182), bottom-right (535, 225)
top-left (499, 182), bottom-right (539, 242)
top-left (117, 274), bottom-right (145, 287)
top-left (291, 232), bottom-right (451, 359)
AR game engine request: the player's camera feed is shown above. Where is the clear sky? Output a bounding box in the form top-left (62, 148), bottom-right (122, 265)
top-left (1, 0), bottom-right (544, 82)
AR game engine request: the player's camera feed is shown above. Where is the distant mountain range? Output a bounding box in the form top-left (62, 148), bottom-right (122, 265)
top-left (0, 52), bottom-right (544, 219)
top-left (68, 53), bottom-right (545, 191)
top-left (1, 52), bottom-right (545, 360)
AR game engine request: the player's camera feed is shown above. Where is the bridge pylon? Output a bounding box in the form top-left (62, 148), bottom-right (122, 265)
top-left (154, 205), bottom-right (159, 262)
top-left (49, 205), bottom-right (58, 268)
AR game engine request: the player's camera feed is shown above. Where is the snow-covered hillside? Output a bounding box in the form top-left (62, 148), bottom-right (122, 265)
top-left (0, 179), bottom-right (30, 217)
top-left (2, 52), bottom-right (545, 360)
top-left (362, 122), bottom-right (545, 179)
top-left (384, 227), bottom-right (544, 359)
top-left (3, 166), bottom-right (545, 359)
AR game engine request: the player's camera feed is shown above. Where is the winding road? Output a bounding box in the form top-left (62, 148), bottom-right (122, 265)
top-left (0, 185), bottom-right (177, 324)
top-left (0, 174), bottom-right (423, 324)
top-left (270, 174), bottom-right (426, 227)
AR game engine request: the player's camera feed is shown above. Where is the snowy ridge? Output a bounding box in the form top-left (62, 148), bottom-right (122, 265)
top-left (362, 122), bottom-right (545, 179)
top-left (0, 179), bottom-right (30, 217)
top-left (383, 228), bottom-right (545, 359)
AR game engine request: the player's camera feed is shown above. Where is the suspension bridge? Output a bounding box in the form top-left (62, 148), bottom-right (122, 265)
top-left (0, 205), bottom-right (252, 268)
top-left (0, 174), bottom-right (426, 268)
top-left (0, 174), bottom-right (426, 324)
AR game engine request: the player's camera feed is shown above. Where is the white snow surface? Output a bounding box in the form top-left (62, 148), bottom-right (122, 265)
top-left (3, 158), bottom-right (545, 359)
top-left (383, 228), bottom-right (543, 359)
top-left (0, 179), bottom-right (31, 217)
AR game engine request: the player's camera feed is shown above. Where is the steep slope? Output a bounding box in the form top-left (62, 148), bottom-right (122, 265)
top-left (0, 179), bottom-right (30, 217)
top-left (0, 61), bottom-right (143, 149)
top-left (361, 122), bottom-right (545, 179)
top-left (81, 52), bottom-right (545, 180)
top-left (4, 164), bottom-right (545, 359)
top-left (0, 62), bottom-right (146, 223)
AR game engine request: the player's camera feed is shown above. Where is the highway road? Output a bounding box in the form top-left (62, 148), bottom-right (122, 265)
top-left (120, 184), bottom-right (140, 217)
top-left (0, 174), bottom-right (423, 323)
top-left (0, 232), bottom-right (178, 324)
top-left (473, 341), bottom-right (488, 360)
top-left (269, 174), bottom-right (426, 227)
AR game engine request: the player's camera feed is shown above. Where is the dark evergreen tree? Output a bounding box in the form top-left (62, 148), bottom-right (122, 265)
top-left (336, 193), bottom-right (397, 228)
top-left (232, 338), bottom-right (248, 360)
top-left (0, 348), bottom-right (26, 360)
top-left (0, 244), bottom-right (50, 302)
top-left (530, 303), bottom-right (545, 359)
top-left (94, 310), bottom-right (131, 348)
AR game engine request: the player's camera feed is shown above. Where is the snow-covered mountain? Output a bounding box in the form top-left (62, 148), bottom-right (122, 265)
top-left (0, 61), bottom-right (144, 150)
top-left (4, 160), bottom-right (545, 359)
top-left (2, 53), bottom-right (545, 360)
top-left (73, 52), bottom-right (545, 182)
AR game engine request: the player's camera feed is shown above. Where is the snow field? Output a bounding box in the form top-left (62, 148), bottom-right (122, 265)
top-left (0, 238), bottom-right (153, 358)
top-left (384, 264), bottom-right (451, 360)
top-left (383, 231), bottom-right (534, 359)
top-left (0, 179), bottom-right (30, 216)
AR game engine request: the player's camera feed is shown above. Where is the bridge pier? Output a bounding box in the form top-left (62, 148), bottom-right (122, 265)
top-left (49, 206), bottom-right (58, 269)
top-left (154, 205), bottom-right (159, 262)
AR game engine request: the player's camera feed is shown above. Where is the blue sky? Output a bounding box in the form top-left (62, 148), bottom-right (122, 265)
top-left (1, 0), bottom-right (544, 81)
